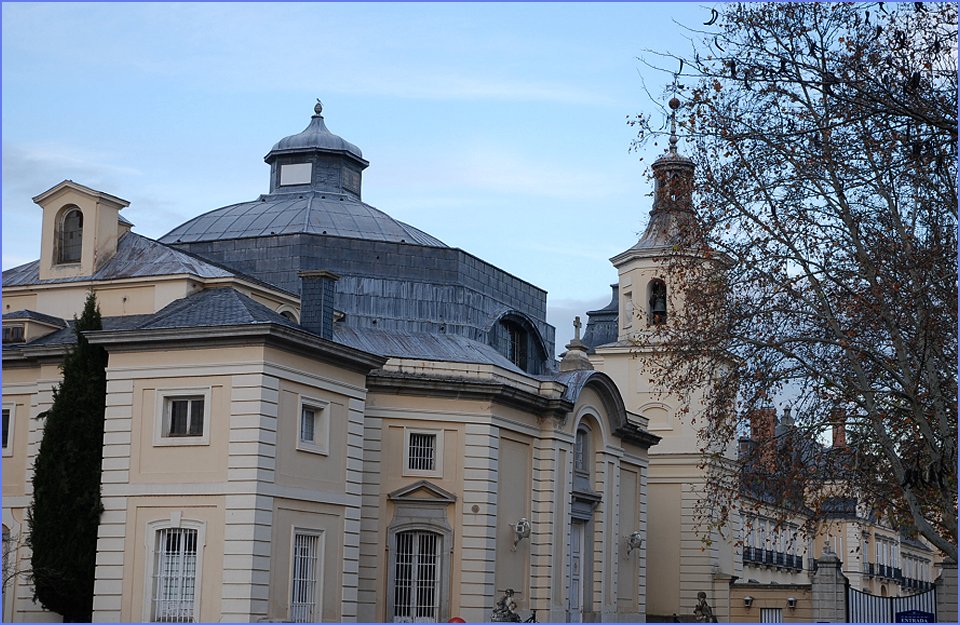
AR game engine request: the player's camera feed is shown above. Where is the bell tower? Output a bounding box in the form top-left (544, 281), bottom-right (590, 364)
top-left (589, 96), bottom-right (739, 620)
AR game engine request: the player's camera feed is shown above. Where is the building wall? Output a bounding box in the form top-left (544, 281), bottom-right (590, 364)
top-left (728, 585), bottom-right (812, 623)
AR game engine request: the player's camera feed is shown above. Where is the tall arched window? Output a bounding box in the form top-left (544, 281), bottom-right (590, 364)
top-left (648, 279), bottom-right (667, 325)
top-left (504, 321), bottom-right (528, 371)
top-left (58, 207), bottom-right (83, 264)
top-left (393, 530), bottom-right (442, 622)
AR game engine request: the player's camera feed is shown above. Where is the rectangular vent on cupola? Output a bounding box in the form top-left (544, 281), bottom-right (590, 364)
top-left (280, 162), bottom-right (312, 186)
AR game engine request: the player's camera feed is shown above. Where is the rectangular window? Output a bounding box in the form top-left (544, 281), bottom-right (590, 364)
top-left (402, 428), bottom-right (442, 477)
top-left (300, 406), bottom-right (316, 444)
top-left (290, 532), bottom-right (321, 622)
top-left (2, 408), bottom-right (10, 451)
top-left (2, 325), bottom-right (24, 344)
top-left (151, 528), bottom-right (198, 622)
top-left (760, 607), bottom-right (783, 623)
top-left (393, 531), bottom-right (441, 622)
top-left (574, 429), bottom-right (588, 473)
top-left (408, 433), bottom-right (436, 472)
top-left (296, 399), bottom-right (328, 454)
top-left (280, 163), bottom-right (312, 186)
top-left (166, 397), bottom-right (204, 437)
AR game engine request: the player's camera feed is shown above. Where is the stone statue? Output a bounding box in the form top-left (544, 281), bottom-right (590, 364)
top-left (491, 588), bottom-right (521, 622)
top-left (694, 591), bottom-right (717, 623)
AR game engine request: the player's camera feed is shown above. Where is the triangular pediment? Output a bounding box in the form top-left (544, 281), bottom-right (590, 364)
top-left (387, 480), bottom-right (457, 504)
top-left (32, 179), bottom-right (129, 210)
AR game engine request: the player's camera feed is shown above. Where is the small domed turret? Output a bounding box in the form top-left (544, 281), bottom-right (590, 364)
top-left (263, 100), bottom-right (369, 197)
top-left (266, 100), bottom-right (365, 162)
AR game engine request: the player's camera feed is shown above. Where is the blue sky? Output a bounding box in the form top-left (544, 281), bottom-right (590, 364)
top-left (2, 1), bottom-right (714, 354)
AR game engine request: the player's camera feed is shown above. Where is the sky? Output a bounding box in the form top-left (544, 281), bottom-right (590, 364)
top-left (1, 1), bottom-right (715, 356)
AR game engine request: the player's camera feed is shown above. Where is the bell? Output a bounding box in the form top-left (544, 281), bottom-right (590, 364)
top-left (651, 298), bottom-right (667, 315)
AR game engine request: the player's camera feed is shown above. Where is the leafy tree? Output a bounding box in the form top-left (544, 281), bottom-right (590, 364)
top-left (28, 292), bottom-right (107, 621)
top-left (632, 2), bottom-right (957, 561)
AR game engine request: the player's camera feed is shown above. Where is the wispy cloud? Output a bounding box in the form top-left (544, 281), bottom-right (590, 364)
top-left (1, 143), bottom-right (142, 198)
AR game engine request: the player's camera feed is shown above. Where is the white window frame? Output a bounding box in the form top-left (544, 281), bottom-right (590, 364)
top-left (143, 515), bottom-right (205, 623)
top-left (2, 403), bottom-right (14, 457)
top-left (154, 389), bottom-right (211, 447)
top-left (296, 397), bottom-right (330, 455)
top-left (402, 428), bottom-right (443, 478)
top-left (289, 528), bottom-right (325, 622)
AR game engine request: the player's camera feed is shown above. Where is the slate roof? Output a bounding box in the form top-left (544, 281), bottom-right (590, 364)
top-left (7, 289), bottom-right (296, 350)
top-left (15, 315), bottom-right (153, 348)
top-left (333, 325), bottom-right (522, 371)
top-left (2, 310), bottom-right (67, 327)
top-left (582, 284), bottom-right (619, 351)
top-left (137, 287), bottom-right (299, 331)
top-left (159, 190), bottom-right (445, 247)
top-left (5, 283), bottom-right (521, 371)
top-left (266, 105), bottom-right (365, 163)
top-left (1, 232), bottom-right (236, 287)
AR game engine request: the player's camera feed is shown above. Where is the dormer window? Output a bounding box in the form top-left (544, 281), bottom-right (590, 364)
top-left (505, 321), bottom-right (528, 371)
top-left (2, 324), bottom-right (25, 344)
top-left (58, 207), bottom-right (83, 264)
top-left (648, 279), bottom-right (667, 325)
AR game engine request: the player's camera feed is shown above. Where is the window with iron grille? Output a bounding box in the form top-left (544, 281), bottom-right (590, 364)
top-left (151, 528), bottom-right (199, 622)
top-left (760, 607), bottom-right (782, 623)
top-left (405, 430), bottom-right (440, 476)
top-left (290, 531), bottom-right (321, 622)
top-left (164, 397), bottom-right (204, 438)
top-left (393, 530), bottom-right (441, 623)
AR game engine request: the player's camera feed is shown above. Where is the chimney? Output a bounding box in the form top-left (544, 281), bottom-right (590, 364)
top-left (299, 270), bottom-right (339, 340)
top-left (748, 407), bottom-right (777, 472)
top-left (830, 408), bottom-right (847, 448)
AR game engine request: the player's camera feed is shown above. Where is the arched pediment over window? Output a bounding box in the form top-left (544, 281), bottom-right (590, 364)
top-left (558, 370), bottom-right (661, 449)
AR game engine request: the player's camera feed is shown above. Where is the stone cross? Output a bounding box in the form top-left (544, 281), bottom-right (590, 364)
top-left (573, 316), bottom-right (582, 341)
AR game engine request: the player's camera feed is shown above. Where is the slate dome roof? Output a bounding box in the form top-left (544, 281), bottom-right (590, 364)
top-left (160, 101), bottom-right (446, 248)
top-left (160, 191), bottom-right (446, 247)
top-left (266, 100), bottom-right (365, 163)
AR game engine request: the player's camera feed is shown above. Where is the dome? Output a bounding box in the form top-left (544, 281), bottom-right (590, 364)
top-left (159, 190), bottom-right (446, 247)
top-left (265, 100), bottom-right (366, 164)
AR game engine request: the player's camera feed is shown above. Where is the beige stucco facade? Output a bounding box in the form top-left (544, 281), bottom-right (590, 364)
top-left (2, 178), bottom-right (659, 622)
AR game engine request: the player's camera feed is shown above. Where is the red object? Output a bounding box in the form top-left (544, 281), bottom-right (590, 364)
top-left (448, 618), bottom-right (466, 623)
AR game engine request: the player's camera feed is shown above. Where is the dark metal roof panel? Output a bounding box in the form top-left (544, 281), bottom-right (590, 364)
top-left (333, 325), bottom-right (521, 371)
top-left (160, 191), bottom-right (446, 247)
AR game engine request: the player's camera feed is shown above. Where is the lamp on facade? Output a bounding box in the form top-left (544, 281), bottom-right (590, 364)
top-left (786, 597), bottom-right (797, 609)
top-left (510, 518), bottom-right (531, 551)
top-left (625, 531), bottom-right (643, 556)
top-left (743, 596), bottom-right (754, 609)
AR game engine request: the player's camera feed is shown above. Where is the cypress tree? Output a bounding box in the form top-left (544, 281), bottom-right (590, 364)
top-left (28, 292), bottom-right (107, 622)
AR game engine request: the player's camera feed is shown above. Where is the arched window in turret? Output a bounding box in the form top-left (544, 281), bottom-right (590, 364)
top-left (58, 207), bottom-right (83, 264)
top-left (648, 279), bottom-right (667, 325)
